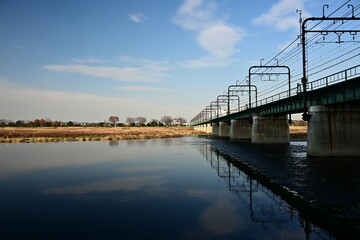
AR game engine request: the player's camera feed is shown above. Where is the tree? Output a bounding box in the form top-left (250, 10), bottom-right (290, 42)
top-left (125, 117), bottom-right (135, 126)
top-left (7, 121), bottom-right (16, 127)
top-left (160, 116), bottom-right (173, 126)
top-left (0, 119), bottom-right (6, 127)
top-left (135, 117), bottom-right (147, 126)
top-left (177, 117), bottom-right (186, 125)
top-left (109, 116), bottom-right (119, 125)
top-left (51, 121), bottom-right (61, 127)
top-left (149, 119), bottom-right (159, 127)
top-left (15, 120), bottom-right (25, 127)
top-left (44, 118), bottom-right (52, 127)
top-left (33, 119), bottom-right (41, 127)
top-left (38, 119), bottom-right (46, 127)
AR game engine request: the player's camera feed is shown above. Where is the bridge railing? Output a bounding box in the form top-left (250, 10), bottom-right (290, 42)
top-left (254, 65), bottom-right (360, 109)
top-left (192, 65), bottom-right (360, 125)
top-left (307, 65), bottom-right (360, 91)
top-left (256, 88), bottom-right (297, 107)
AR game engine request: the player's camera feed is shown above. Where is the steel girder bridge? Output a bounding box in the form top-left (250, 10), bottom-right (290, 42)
top-left (191, 65), bottom-right (360, 126)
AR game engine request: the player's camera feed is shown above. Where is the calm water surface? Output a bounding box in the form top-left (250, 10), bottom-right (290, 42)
top-left (0, 137), bottom-right (334, 239)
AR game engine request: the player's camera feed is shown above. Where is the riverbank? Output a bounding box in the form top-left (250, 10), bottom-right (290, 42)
top-left (0, 126), bottom-right (306, 143)
top-left (289, 125), bottom-right (307, 140)
top-left (0, 127), bottom-right (208, 143)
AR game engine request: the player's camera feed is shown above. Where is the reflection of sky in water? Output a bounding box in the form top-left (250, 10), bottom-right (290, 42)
top-left (0, 137), bottom-right (334, 239)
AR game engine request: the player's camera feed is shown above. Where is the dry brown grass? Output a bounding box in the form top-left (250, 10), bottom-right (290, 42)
top-left (289, 126), bottom-right (307, 134)
top-left (0, 126), bottom-right (307, 143)
top-left (0, 127), bottom-right (208, 143)
top-left (289, 126), bottom-right (307, 139)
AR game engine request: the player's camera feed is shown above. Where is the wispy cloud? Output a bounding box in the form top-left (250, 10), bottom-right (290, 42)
top-left (72, 56), bottom-right (102, 64)
top-left (173, 0), bottom-right (246, 68)
top-left (43, 64), bottom-right (165, 82)
top-left (128, 12), bottom-right (147, 23)
top-left (119, 56), bottom-right (171, 71)
top-left (117, 86), bottom-right (173, 92)
top-left (252, 0), bottom-right (309, 31)
top-left (43, 56), bottom-right (171, 82)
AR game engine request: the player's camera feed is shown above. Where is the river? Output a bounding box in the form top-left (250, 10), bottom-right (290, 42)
top-left (0, 137), bottom-right (353, 239)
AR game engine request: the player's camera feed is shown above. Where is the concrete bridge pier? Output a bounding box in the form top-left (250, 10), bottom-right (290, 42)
top-left (212, 123), bottom-right (220, 137)
top-left (230, 119), bottom-right (252, 140)
top-left (219, 122), bottom-right (230, 137)
top-left (307, 104), bottom-right (360, 157)
top-left (252, 115), bottom-right (290, 144)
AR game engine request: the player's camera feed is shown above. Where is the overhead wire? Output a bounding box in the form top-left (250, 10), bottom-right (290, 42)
top-left (253, 3), bottom-right (360, 100)
top-left (194, 1), bottom-right (360, 122)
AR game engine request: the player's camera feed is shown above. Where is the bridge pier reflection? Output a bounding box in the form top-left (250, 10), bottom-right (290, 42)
top-left (195, 143), bottom-right (332, 239)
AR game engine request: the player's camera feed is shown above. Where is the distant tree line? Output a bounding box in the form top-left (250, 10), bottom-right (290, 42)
top-left (289, 120), bottom-right (307, 126)
top-left (119, 116), bottom-right (186, 127)
top-left (0, 116), bottom-right (187, 127)
top-left (0, 118), bottom-right (96, 127)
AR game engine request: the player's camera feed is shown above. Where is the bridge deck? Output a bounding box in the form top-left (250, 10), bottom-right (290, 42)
top-left (198, 74), bottom-right (360, 124)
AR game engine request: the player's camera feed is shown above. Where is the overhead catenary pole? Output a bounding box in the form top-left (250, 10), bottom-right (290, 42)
top-left (249, 63), bottom-right (291, 122)
top-left (300, 4), bottom-right (360, 121)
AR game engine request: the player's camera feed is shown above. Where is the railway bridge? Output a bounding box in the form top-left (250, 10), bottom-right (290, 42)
top-left (191, 65), bottom-right (360, 157)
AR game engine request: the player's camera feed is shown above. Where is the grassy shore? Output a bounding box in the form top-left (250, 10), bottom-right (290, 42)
top-left (0, 127), bottom-right (208, 143)
top-left (0, 126), bottom-right (307, 143)
top-left (289, 126), bottom-right (307, 140)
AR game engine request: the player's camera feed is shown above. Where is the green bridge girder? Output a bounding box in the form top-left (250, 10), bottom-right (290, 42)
top-left (196, 75), bottom-right (360, 125)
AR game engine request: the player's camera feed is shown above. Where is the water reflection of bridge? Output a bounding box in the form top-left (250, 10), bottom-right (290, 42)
top-left (197, 142), bottom-right (333, 240)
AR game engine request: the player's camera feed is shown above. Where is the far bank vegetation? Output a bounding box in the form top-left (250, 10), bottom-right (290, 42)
top-left (0, 115), bottom-right (187, 128)
top-left (0, 115), bottom-right (206, 143)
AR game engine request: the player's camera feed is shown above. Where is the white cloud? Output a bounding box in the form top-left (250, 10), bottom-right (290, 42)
top-left (252, 0), bottom-right (308, 31)
top-left (128, 12), bottom-right (146, 23)
top-left (72, 56), bottom-right (102, 64)
top-left (173, 0), bottom-right (216, 31)
top-left (43, 64), bottom-right (166, 82)
top-left (117, 86), bottom-right (173, 92)
top-left (197, 23), bottom-right (243, 58)
top-left (44, 56), bottom-right (171, 82)
top-left (173, 0), bottom-right (246, 68)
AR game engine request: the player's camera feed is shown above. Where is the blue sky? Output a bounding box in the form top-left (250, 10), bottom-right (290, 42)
top-left (1, 0), bottom-right (359, 122)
